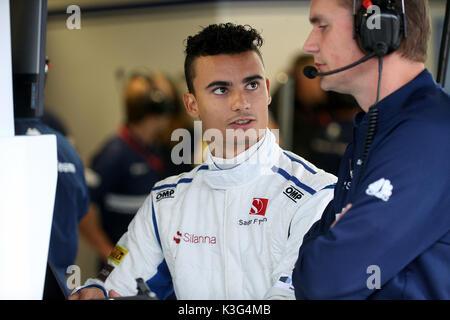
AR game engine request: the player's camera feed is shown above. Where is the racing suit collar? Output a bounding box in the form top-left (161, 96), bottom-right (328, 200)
top-left (208, 131), bottom-right (267, 170)
top-left (202, 128), bottom-right (279, 189)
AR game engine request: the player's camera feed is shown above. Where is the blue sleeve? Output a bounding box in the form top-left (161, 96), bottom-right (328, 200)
top-left (89, 140), bottom-right (124, 204)
top-left (56, 131), bottom-right (90, 220)
top-left (75, 155), bottom-right (90, 220)
top-left (301, 199), bottom-right (336, 242)
top-left (293, 119), bottom-right (450, 299)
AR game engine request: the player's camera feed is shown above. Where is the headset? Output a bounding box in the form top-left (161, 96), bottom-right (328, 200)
top-left (355, 0), bottom-right (407, 170)
top-left (304, 0), bottom-right (407, 79)
top-left (354, 0), bottom-right (407, 57)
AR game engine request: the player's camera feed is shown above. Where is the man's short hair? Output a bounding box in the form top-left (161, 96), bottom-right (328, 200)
top-left (337, 0), bottom-right (431, 63)
top-left (184, 23), bottom-right (264, 94)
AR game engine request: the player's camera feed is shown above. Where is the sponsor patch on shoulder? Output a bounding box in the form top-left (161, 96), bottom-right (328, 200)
top-left (283, 185), bottom-right (304, 203)
top-left (108, 244), bottom-right (129, 265)
top-left (156, 188), bottom-right (175, 202)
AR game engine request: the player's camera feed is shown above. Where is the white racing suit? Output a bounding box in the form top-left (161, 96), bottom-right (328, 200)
top-left (79, 129), bottom-right (336, 299)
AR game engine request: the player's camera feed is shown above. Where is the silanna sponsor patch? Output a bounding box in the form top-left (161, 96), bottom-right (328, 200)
top-left (108, 244), bottom-right (129, 266)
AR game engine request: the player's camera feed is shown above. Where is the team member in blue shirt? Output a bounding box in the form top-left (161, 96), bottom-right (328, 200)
top-left (293, 0), bottom-right (450, 299)
top-left (81, 74), bottom-right (189, 262)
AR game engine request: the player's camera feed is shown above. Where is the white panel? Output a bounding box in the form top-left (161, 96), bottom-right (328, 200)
top-left (0, 0), bottom-right (14, 137)
top-left (0, 135), bottom-right (57, 300)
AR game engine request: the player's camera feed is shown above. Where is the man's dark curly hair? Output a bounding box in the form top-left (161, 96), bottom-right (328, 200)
top-left (184, 23), bottom-right (264, 94)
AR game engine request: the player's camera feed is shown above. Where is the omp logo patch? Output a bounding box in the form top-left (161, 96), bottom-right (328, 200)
top-left (108, 244), bottom-right (128, 265)
top-left (283, 185), bottom-right (304, 203)
top-left (156, 188), bottom-right (175, 202)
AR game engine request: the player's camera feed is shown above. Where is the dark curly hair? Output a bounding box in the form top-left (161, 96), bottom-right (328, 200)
top-left (184, 23), bottom-right (264, 94)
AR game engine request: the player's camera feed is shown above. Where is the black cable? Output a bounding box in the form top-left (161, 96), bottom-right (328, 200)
top-left (361, 108), bottom-right (379, 165)
top-left (360, 55), bottom-right (382, 172)
top-left (375, 55), bottom-right (383, 103)
top-left (437, 0), bottom-right (450, 86)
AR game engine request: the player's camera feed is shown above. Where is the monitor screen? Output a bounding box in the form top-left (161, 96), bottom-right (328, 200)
top-left (10, 0), bottom-right (47, 118)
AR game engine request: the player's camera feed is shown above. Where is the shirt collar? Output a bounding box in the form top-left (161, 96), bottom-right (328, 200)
top-left (354, 69), bottom-right (436, 128)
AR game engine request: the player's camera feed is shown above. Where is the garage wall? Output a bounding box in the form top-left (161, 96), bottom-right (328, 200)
top-left (45, 1), bottom-right (311, 164)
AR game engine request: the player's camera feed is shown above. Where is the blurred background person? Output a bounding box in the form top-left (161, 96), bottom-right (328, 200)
top-left (270, 54), bottom-right (359, 175)
top-left (309, 91), bottom-right (359, 175)
top-left (151, 73), bottom-right (196, 166)
top-left (14, 57), bottom-right (90, 296)
top-left (79, 72), bottom-right (191, 265)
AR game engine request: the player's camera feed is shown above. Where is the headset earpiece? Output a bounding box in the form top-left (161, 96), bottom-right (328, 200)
top-left (354, 0), bottom-right (405, 56)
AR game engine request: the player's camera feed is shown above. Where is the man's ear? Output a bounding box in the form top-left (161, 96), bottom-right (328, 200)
top-left (266, 78), bottom-right (272, 105)
top-left (183, 92), bottom-right (200, 118)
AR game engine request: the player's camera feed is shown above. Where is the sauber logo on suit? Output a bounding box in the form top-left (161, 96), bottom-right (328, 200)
top-left (238, 217), bottom-right (267, 226)
top-left (249, 198), bottom-right (268, 216)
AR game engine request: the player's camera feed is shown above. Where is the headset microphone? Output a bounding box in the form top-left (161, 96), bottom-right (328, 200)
top-left (303, 66), bottom-right (319, 79)
top-left (303, 51), bottom-right (377, 79)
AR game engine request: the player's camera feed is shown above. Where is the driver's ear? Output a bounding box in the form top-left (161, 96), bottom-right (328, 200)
top-left (183, 92), bottom-right (199, 118)
top-left (266, 78), bottom-right (272, 105)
